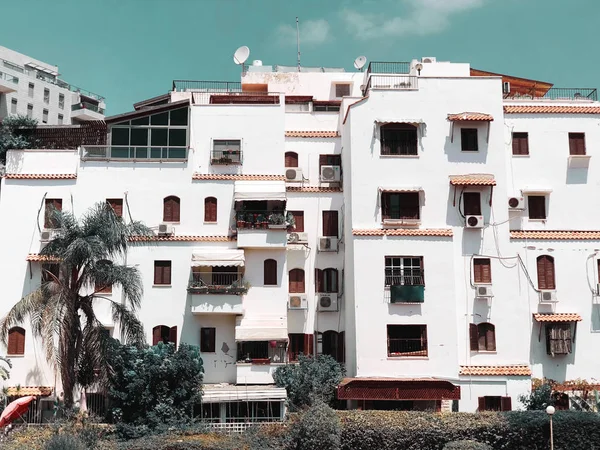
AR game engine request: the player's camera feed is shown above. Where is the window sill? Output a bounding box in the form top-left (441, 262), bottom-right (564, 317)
top-left (528, 219), bottom-right (547, 222)
top-left (379, 155), bottom-right (419, 158)
top-left (387, 356), bottom-right (429, 360)
top-left (203, 221), bottom-right (217, 224)
top-left (472, 351), bottom-right (497, 354)
top-left (95, 292), bottom-right (113, 296)
top-left (153, 284), bottom-right (172, 288)
top-left (512, 154), bottom-right (530, 157)
top-left (162, 222), bottom-right (180, 224)
top-left (382, 220), bottom-right (421, 227)
top-left (6, 354), bottom-right (24, 358)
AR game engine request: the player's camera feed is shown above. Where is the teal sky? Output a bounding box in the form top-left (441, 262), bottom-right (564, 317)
top-left (2, 0), bottom-right (599, 115)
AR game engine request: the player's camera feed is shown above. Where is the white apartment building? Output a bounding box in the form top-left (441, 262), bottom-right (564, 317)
top-left (1, 56), bottom-right (599, 420)
top-left (0, 46), bottom-right (105, 125)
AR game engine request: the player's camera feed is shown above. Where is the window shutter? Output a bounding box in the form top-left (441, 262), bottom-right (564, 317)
top-left (152, 326), bottom-right (161, 346)
top-left (107, 199), bottom-right (123, 217)
top-left (163, 262), bottom-right (171, 285)
top-left (289, 269), bottom-right (305, 293)
top-left (264, 259), bottom-right (277, 285)
top-left (569, 133), bottom-right (586, 155)
top-left (44, 199), bottom-right (62, 228)
top-left (205, 197), bottom-right (217, 222)
top-left (537, 255), bottom-right (555, 290)
top-left (315, 269), bottom-right (323, 293)
top-left (512, 133), bottom-right (529, 155)
top-left (338, 331), bottom-right (345, 363)
top-left (469, 324), bottom-right (479, 351)
top-left (486, 325), bottom-right (496, 351)
top-left (169, 326), bottom-right (177, 348)
top-left (285, 152), bottom-right (299, 168)
top-left (290, 211), bottom-right (304, 232)
top-left (478, 397), bottom-right (486, 411)
top-left (163, 198), bottom-right (172, 222)
top-left (8, 328), bottom-right (24, 355)
top-left (474, 259), bottom-right (491, 284)
top-left (304, 334), bottom-right (314, 357)
top-left (319, 154), bottom-right (328, 168)
top-left (501, 397), bottom-right (512, 411)
top-left (323, 211), bottom-right (338, 237)
top-left (154, 263), bottom-right (162, 285)
top-left (381, 193), bottom-right (390, 219)
top-left (420, 257), bottom-right (425, 286)
top-left (172, 197), bottom-right (180, 222)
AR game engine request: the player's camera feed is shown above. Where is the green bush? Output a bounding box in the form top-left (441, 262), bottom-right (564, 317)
top-left (443, 441), bottom-right (492, 450)
top-left (43, 433), bottom-right (86, 450)
top-left (289, 401), bottom-right (341, 450)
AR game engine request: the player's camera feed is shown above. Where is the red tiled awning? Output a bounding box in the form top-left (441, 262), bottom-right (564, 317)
top-left (533, 313), bottom-right (582, 322)
top-left (337, 378), bottom-right (460, 401)
top-left (449, 174), bottom-right (496, 186)
top-left (510, 230), bottom-right (600, 240)
top-left (4, 174), bottom-right (77, 180)
top-left (192, 174), bottom-right (285, 181)
top-left (6, 386), bottom-right (53, 397)
top-left (353, 229), bottom-right (453, 237)
top-left (504, 106), bottom-right (600, 115)
top-left (285, 131), bottom-right (339, 138)
top-left (460, 365), bottom-right (531, 376)
top-left (447, 112), bottom-right (494, 122)
top-left (129, 235), bottom-right (234, 242)
top-left (26, 254), bottom-right (60, 262)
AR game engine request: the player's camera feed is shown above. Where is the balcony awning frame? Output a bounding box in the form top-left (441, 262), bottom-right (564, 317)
top-left (234, 180), bottom-right (287, 202)
top-left (191, 249), bottom-right (245, 267)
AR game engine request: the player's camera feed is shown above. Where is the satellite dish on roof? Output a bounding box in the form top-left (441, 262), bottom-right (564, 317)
top-left (354, 56), bottom-right (367, 71)
top-left (233, 46), bottom-right (250, 65)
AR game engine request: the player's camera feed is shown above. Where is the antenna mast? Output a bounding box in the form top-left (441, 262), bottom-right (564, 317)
top-left (296, 17), bottom-right (301, 71)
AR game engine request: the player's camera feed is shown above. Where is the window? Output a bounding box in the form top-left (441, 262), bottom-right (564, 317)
top-left (322, 210), bottom-right (338, 237)
top-left (152, 325), bottom-right (177, 346)
top-left (58, 93), bottom-right (64, 109)
top-left (44, 198), bottom-right (62, 229)
top-left (546, 323), bottom-right (572, 356)
top-left (42, 109), bottom-right (48, 124)
top-left (106, 198), bottom-right (123, 217)
top-left (7, 327), bottom-right (25, 355)
top-left (381, 123), bottom-right (418, 156)
top-left (478, 396), bottom-right (512, 411)
top-left (285, 151), bottom-right (298, 168)
top-left (387, 325), bottom-right (427, 357)
top-left (463, 192), bottom-right (481, 216)
top-left (528, 196), bottom-right (546, 220)
top-left (319, 154), bottom-right (341, 169)
top-left (288, 211), bottom-right (304, 232)
top-left (163, 196), bottom-right (180, 222)
top-left (469, 322), bottom-right (496, 351)
top-left (154, 260), bottom-right (172, 285)
top-left (212, 139), bottom-right (241, 164)
top-left (43, 88), bottom-right (50, 104)
top-left (237, 341), bottom-right (286, 363)
top-left (58, 114), bottom-right (63, 125)
top-left (537, 255), bottom-right (556, 290)
top-left (289, 334), bottom-right (313, 361)
top-left (385, 257), bottom-right (423, 286)
top-left (289, 268), bottom-right (305, 293)
top-left (473, 258), bottom-right (492, 284)
top-left (94, 260), bottom-right (113, 294)
top-left (319, 330), bottom-right (344, 363)
top-left (264, 259), bottom-right (277, 286)
top-left (41, 263), bottom-right (59, 283)
top-left (204, 197), bottom-right (217, 222)
top-left (381, 192), bottom-right (420, 220)
top-left (27, 103), bottom-right (33, 118)
top-left (313, 102), bottom-right (341, 112)
top-left (200, 327), bottom-right (216, 352)
top-left (568, 132), bottom-right (586, 155)
top-left (512, 132), bottom-right (529, 155)
top-left (28, 83), bottom-right (34, 97)
top-left (461, 128), bottom-right (478, 151)
top-left (10, 98), bottom-right (17, 114)
top-left (315, 268), bottom-right (339, 293)
top-left (335, 84), bottom-right (351, 97)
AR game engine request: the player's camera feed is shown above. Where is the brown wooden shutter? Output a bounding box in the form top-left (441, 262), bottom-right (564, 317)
top-left (381, 193), bottom-right (390, 219)
top-left (474, 259), bottom-right (491, 283)
top-left (537, 255), bottom-right (555, 290)
top-left (172, 197), bottom-right (180, 222)
top-left (512, 132), bottom-right (529, 155)
top-left (163, 196), bottom-right (180, 222)
top-left (338, 331), bottom-right (345, 363)
top-left (204, 197), bottom-right (217, 222)
top-left (285, 152), bottom-right (299, 168)
top-left (107, 199), bottom-right (123, 217)
top-left (154, 261), bottom-right (171, 285)
top-left (486, 325), bottom-right (496, 351)
top-left (264, 259), bottom-right (277, 285)
top-left (463, 192), bottom-right (481, 216)
top-left (569, 133), bottom-right (586, 155)
top-left (304, 334), bottom-right (314, 357)
top-left (169, 326), bottom-right (177, 348)
top-left (289, 269), bottom-right (305, 293)
top-left (319, 154), bottom-right (328, 169)
top-left (315, 269), bottom-right (323, 293)
top-left (8, 327), bottom-right (25, 355)
top-left (44, 199), bottom-right (62, 228)
top-left (290, 211), bottom-right (304, 232)
top-left (469, 324), bottom-right (479, 351)
top-left (478, 397), bottom-right (486, 411)
top-left (528, 196), bottom-right (546, 220)
top-left (152, 326), bottom-right (161, 345)
top-left (501, 397), bottom-right (512, 411)
top-left (164, 262), bottom-right (172, 285)
top-left (154, 262), bottom-right (162, 285)
top-left (420, 257), bottom-right (425, 286)
top-left (322, 211), bottom-right (338, 237)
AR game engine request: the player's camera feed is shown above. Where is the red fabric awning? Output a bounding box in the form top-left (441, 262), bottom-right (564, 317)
top-left (337, 378), bottom-right (460, 401)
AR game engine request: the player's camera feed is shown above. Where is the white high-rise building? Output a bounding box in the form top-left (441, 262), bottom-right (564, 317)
top-left (0, 46), bottom-right (105, 125)
top-left (1, 56), bottom-right (599, 421)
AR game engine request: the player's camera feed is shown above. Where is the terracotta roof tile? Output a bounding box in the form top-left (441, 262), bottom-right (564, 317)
top-left (192, 174), bottom-right (285, 181)
top-left (510, 230), bottom-right (600, 240)
top-left (449, 174), bottom-right (496, 186)
top-left (129, 235), bottom-right (234, 242)
top-left (447, 112), bottom-right (494, 121)
top-left (26, 254), bottom-right (61, 262)
top-left (533, 313), bottom-right (582, 322)
top-left (5, 386), bottom-right (53, 397)
top-left (504, 105), bottom-right (600, 115)
top-left (285, 131), bottom-right (339, 138)
top-left (4, 173), bottom-right (77, 180)
top-left (459, 365), bottom-right (531, 376)
top-left (286, 186), bottom-right (342, 193)
top-left (353, 229), bottom-right (453, 237)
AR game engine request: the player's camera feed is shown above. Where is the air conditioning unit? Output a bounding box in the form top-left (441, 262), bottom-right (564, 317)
top-left (475, 285), bottom-right (493, 298)
top-left (465, 215), bottom-right (484, 229)
top-left (508, 197), bottom-right (525, 211)
top-left (503, 81), bottom-right (511, 95)
top-left (285, 168), bottom-right (303, 182)
top-left (422, 57), bottom-right (436, 63)
top-left (318, 237), bottom-right (338, 252)
top-left (320, 165), bottom-right (341, 182)
top-left (40, 230), bottom-right (54, 242)
top-left (288, 232), bottom-right (308, 244)
top-left (288, 294), bottom-right (308, 310)
top-left (318, 294), bottom-right (339, 312)
top-left (158, 223), bottom-right (173, 236)
top-left (539, 290), bottom-right (558, 303)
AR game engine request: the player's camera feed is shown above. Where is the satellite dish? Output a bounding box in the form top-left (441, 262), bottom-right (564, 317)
top-left (354, 56), bottom-right (367, 71)
top-left (233, 46), bottom-right (250, 65)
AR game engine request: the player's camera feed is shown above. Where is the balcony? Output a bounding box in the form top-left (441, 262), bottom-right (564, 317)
top-left (81, 145), bottom-right (187, 162)
top-left (188, 272), bottom-right (248, 295)
top-left (387, 338), bottom-right (428, 357)
top-left (190, 294), bottom-right (243, 315)
top-left (366, 61), bottom-right (411, 75)
top-left (0, 72), bottom-right (18, 93)
top-left (504, 87), bottom-right (598, 101)
top-left (172, 80), bottom-right (281, 105)
top-left (71, 101), bottom-right (105, 121)
top-left (364, 75), bottom-right (418, 95)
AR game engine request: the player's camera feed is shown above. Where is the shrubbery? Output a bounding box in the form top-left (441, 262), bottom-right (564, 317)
top-left (43, 433), bottom-right (86, 450)
top-left (443, 441), bottom-right (492, 450)
top-left (288, 401), bottom-right (341, 450)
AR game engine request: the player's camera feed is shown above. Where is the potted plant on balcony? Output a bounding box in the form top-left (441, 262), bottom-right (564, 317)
top-left (268, 213), bottom-right (287, 229)
top-left (256, 213), bottom-right (268, 229)
top-left (236, 211), bottom-right (246, 229)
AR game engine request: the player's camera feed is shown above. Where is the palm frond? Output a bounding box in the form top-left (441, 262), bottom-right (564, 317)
top-left (109, 302), bottom-right (145, 346)
top-left (0, 290), bottom-right (44, 344)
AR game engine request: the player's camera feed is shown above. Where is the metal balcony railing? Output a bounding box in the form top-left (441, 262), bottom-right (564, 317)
top-left (505, 87), bottom-right (598, 101)
top-left (172, 80), bottom-right (242, 92)
top-left (72, 101), bottom-right (105, 114)
top-left (364, 75), bottom-right (418, 95)
top-left (81, 145), bottom-right (188, 161)
top-left (188, 272), bottom-right (248, 294)
top-left (236, 211), bottom-right (291, 229)
top-left (0, 71), bottom-right (19, 84)
top-left (385, 272), bottom-right (424, 286)
top-left (211, 149), bottom-right (242, 165)
top-left (387, 338), bottom-right (428, 357)
top-left (380, 139), bottom-right (418, 156)
top-left (366, 61), bottom-right (411, 75)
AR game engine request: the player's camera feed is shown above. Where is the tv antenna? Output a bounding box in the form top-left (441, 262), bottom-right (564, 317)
top-left (354, 56), bottom-right (367, 71)
top-left (296, 17), bottom-right (301, 72)
top-left (233, 46), bottom-right (250, 73)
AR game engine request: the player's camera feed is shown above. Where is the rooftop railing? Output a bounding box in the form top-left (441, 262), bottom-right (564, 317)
top-left (172, 80), bottom-right (242, 92)
top-left (81, 145), bottom-right (187, 162)
top-left (364, 75), bottom-right (418, 95)
top-left (366, 61), bottom-right (411, 75)
top-left (71, 102), bottom-right (105, 115)
top-left (505, 87), bottom-right (597, 101)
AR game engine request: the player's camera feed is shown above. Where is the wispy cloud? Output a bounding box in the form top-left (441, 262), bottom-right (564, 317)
top-left (341, 0), bottom-right (485, 39)
top-left (276, 19), bottom-right (331, 45)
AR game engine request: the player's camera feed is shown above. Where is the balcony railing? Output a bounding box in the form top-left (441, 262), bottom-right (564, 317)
top-left (381, 139), bottom-right (418, 156)
top-left (367, 62), bottom-right (411, 75)
top-left (211, 149), bottom-right (242, 165)
top-left (81, 145), bottom-right (188, 161)
top-left (72, 101), bottom-right (105, 115)
top-left (385, 272), bottom-right (424, 286)
top-left (505, 87), bottom-right (598, 101)
top-left (236, 211), bottom-right (292, 230)
top-left (188, 272), bottom-right (248, 295)
top-left (387, 338), bottom-right (428, 357)
top-left (0, 71), bottom-right (19, 84)
top-left (173, 80), bottom-right (242, 92)
top-left (364, 75), bottom-right (418, 95)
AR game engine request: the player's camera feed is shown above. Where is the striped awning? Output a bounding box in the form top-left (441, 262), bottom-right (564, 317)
top-left (447, 112), bottom-right (494, 121)
top-left (191, 249), bottom-right (245, 267)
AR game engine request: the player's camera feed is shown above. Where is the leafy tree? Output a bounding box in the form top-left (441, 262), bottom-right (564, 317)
top-left (0, 202), bottom-right (152, 409)
top-left (519, 383), bottom-right (554, 410)
top-left (0, 115), bottom-right (38, 164)
top-left (107, 341), bottom-right (204, 428)
top-left (273, 354), bottom-right (344, 409)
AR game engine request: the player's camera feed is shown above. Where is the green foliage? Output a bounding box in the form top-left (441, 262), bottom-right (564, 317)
top-left (443, 441), bottom-right (492, 450)
top-left (288, 401), bottom-right (341, 450)
top-left (273, 354), bottom-right (344, 409)
top-left (43, 433), bottom-right (86, 450)
top-left (107, 341), bottom-right (204, 430)
top-left (518, 383), bottom-right (554, 410)
top-left (0, 115), bottom-right (38, 164)
top-left (0, 356), bottom-right (12, 380)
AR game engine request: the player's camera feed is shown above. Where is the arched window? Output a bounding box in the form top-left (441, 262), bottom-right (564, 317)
top-left (319, 330), bottom-right (345, 363)
top-left (264, 259), bottom-right (277, 286)
top-left (537, 255), bottom-right (555, 290)
top-left (163, 196), bottom-right (180, 222)
top-left (285, 152), bottom-right (299, 168)
top-left (469, 322), bottom-right (496, 352)
top-left (289, 268), bottom-right (305, 293)
top-left (7, 327), bottom-right (25, 355)
top-left (152, 325), bottom-right (177, 347)
top-left (204, 197), bottom-right (217, 222)
top-left (315, 268), bottom-right (339, 293)
top-left (95, 259), bottom-right (113, 294)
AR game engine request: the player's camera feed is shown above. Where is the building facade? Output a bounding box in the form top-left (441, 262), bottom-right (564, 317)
top-left (0, 57), bottom-right (599, 419)
top-left (0, 45), bottom-right (105, 125)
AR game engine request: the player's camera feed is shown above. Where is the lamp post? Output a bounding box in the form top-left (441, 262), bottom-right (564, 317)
top-left (546, 405), bottom-right (555, 450)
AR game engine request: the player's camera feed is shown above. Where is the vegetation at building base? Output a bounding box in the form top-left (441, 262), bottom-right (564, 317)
top-left (520, 377), bottom-right (600, 412)
top-left (0, 115), bottom-right (38, 165)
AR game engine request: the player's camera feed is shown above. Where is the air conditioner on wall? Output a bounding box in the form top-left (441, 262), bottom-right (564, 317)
top-left (158, 223), bottom-right (173, 236)
top-left (320, 165), bottom-right (341, 182)
top-left (40, 230), bottom-right (54, 242)
top-left (465, 215), bottom-right (484, 229)
top-left (318, 237), bottom-right (338, 252)
top-left (318, 294), bottom-right (339, 312)
top-left (288, 294), bottom-right (308, 310)
top-left (288, 232), bottom-right (308, 244)
top-left (285, 168), bottom-right (303, 182)
top-left (475, 285), bottom-right (493, 298)
top-left (508, 197), bottom-right (525, 211)
top-left (539, 290), bottom-right (558, 303)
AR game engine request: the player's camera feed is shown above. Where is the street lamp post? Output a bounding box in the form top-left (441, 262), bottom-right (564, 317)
top-left (546, 405), bottom-right (556, 450)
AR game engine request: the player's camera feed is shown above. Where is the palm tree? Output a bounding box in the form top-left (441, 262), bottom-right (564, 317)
top-left (0, 202), bottom-right (153, 409)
